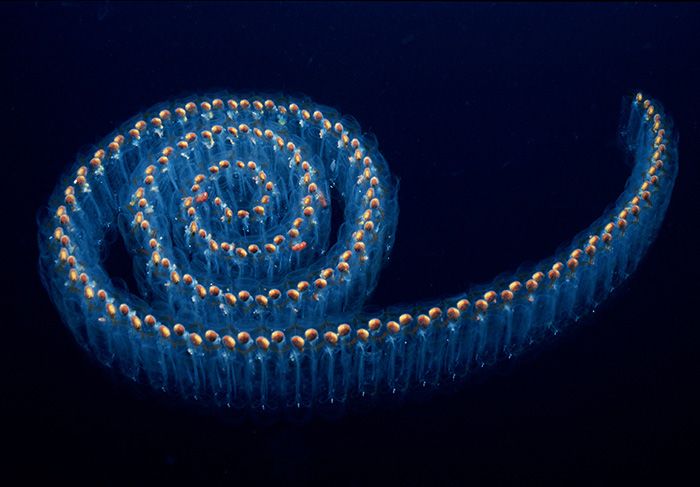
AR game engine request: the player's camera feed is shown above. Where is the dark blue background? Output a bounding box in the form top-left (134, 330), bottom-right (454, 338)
top-left (5, 2), bottom-right (700, 484)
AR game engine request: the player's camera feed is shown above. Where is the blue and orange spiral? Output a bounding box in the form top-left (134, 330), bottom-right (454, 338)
top-left (38, 92), bottom-right (677, 411)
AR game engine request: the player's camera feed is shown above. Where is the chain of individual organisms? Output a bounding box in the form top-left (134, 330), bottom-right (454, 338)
top-left (38, 92), bottom-right (677, 412)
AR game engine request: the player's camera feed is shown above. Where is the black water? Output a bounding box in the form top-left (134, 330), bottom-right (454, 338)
top-left (6, 3), bottom-right (700, 484)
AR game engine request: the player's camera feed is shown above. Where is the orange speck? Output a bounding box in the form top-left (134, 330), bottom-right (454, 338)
top-left (222, 335), bottom-right (236, 349)
top-left (292, 241), bottom-right (307, 252)
top-left (399, 314), bottom-right (413, 326)
top-left (256, 337), bottom-right (270, 350)
top-left (131, 316), bottom-right (143, 330)
top-left (190, 333), bottom-right (203, 346)
top-left (291, 336), bottom-right (305, 350)
top-left (447, 307), bottom-right (461, 321)
top-left (368, 318), bottom-right (381, 331)
top-left (106, 303), bottom-right (116, 318)
top-left (526, 279), bottom-right (538, 292)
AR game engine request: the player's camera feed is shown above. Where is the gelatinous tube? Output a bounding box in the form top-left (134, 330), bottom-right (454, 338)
top-left (38, 93), bottom-right (677, 410)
